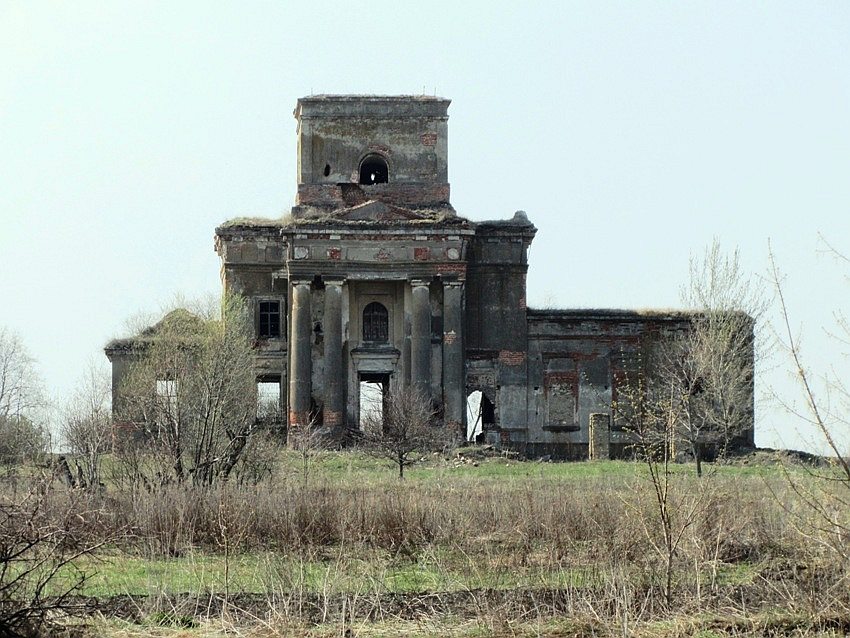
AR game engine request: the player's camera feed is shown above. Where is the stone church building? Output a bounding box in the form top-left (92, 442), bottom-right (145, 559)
top-left (107, 95), bottom-right (753, 458)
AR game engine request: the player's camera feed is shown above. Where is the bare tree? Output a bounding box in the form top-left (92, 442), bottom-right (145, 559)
top-left (672, 241), bottom-right (763, 475)
top-left (116, 295), bottom-right (260, 487)
top-left (768, 243), bottom-right (850, 560)
top-left (614, 350), bottom-right (715, 607)
top-left (361, 385), bottom-right (441, 479)
top-left (609, 242), bottom-right (762, 602)
top-left (288, 416), bottom-right (327, 486)
top-left (60, 362), bottom-right (113, 490)
top-left (0, 328), bottom-right (48, 472)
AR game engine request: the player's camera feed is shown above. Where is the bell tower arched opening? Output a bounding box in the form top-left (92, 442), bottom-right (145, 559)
top-left (359, 155), bottom-right (389, 185)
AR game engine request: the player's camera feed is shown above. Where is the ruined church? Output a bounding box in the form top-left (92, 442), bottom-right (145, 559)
top-left (107, 95), bottom-right (753, 459)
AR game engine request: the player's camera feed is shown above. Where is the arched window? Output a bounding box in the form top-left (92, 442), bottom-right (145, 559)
top-left (359, 155), bottom-right (389, 185)
top-left (363, 302), bottom-right (389, 343)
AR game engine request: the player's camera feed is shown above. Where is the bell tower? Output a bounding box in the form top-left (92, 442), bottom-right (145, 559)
top-left (292, 95), bottom-right (452, 218)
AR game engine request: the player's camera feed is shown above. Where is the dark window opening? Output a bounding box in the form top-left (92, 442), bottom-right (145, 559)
top-left (362, 302), bottom-right (389, 343)
top-left (259, 301), bottom-right (281, 338)
top-left (323, 163), bottom-right (331, 177)
top-left (431, 315), bottom-right (443, 339)
top-left (481, 394), bottom-right (496, 426)
top-left (359, 155), bottom-right (388, 185)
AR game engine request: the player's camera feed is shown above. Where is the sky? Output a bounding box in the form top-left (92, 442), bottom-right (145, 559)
top-left (1, 1), bottom-right (849, 452)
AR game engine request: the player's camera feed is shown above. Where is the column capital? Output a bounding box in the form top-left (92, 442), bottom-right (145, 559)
top-left (323, 277), bottom-right (346, 288)
top-left (409, 278), bottom-right (431, 288)
top-left (290, 279), bottom-right (312, 288)
top-left (442, 279), bottom-right (464, 289)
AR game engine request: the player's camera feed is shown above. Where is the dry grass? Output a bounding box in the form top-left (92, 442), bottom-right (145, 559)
top-left (2, 451), bottom-right (849, 637)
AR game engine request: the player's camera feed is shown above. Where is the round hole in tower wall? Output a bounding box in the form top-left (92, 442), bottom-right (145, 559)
top-left (323, 164), bottom-right (331, 177)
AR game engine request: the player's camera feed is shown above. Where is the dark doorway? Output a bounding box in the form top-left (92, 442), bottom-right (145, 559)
top-left (481, 393), bottom-right (496, 427)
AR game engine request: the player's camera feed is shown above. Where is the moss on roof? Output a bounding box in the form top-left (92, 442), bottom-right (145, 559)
top-left (217, 209), bottom-right (471, 231)
top-left (105, 309), bottom-right (205, 353)
top-left (217, 214), bottom-right (295, 229)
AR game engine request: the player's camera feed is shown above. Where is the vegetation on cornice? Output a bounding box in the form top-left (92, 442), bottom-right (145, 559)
top-left (217, 214), bottom-right (295, 229)
top-left (218, 209), bottom-right (471, 230)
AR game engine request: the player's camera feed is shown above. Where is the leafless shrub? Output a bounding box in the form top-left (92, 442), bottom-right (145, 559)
top-left (0, 479), bottom-right (107, 637)
top-left (769, 243), bottom-right (850, 563)
top-left (60, 361), bottom-right (112, 491)
top-left (287, 417), bottom-right (328, 487)
top-left (360, 385), bottom-right (445, 479)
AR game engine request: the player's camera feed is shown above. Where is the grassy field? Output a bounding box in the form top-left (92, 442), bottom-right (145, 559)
top-left (3, 448), bottom-right (849, 637)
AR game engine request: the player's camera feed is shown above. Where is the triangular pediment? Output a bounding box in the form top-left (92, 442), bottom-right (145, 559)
top-left (334, 200), bottom-right (426, 222)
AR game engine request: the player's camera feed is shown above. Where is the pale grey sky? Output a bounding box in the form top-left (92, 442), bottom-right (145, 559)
top-left (2, 1), bottom-right (849, 451)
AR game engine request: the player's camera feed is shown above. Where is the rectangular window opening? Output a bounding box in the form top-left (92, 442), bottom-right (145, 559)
top-left (257, 377), bottom-right (281, 419)
top-left (155, 379), bottom-right (179, 427)
top-left (259, 301), bottom-right (281, 338)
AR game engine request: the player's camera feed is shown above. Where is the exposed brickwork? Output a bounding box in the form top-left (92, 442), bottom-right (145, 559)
top-left (544, 370), bottom-right (578, 389)
top-left (436, 263), bottom-right (467, 274)
top-left (568, 351), bottom-right (599, 362)
top-left (327, 247), bottom-right (341, 260)
top-left (498, 350), bottom-right (526, 366)
top-left (296, 183), bottom-right (450, 209)
top-left (323, 410), bottom-right (343, 426)
top-left (420, 132), bottom-right (437, 146)
top-left (466, 371), bottom-right (496, 387)
top-left (414, 247), bottom-right (430, 261)
top-left (288, 410), bottom-right (311, 427)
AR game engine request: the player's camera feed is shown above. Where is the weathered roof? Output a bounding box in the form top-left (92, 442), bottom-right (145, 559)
top-left (104, 309), bottom-right (203, 355)
top-left (295, 95), bottom-right (450, 118)
top-left (298, 94), bottom-right (449, 102)
top-left (216, 204), bottom-right (472, 235)
top-left (526, 308), bottom-right (700, 322)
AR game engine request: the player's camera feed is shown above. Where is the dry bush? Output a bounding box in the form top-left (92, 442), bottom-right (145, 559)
top-left (15, 463), bottom-right (845, 635)
top-left (360, 385), bottom-right (444, 479)
top-left (0, 479), bottom-right (110, 637)
top-left (95, 472), bottom-right (805, 578)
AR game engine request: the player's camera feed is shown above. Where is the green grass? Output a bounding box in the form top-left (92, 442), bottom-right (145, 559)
top-left (51, 548), bottom-right (581, 597)
top-left (272, 447), bottom-right (788, 486)
top-left (48, 540), bottom-right (763, 599)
